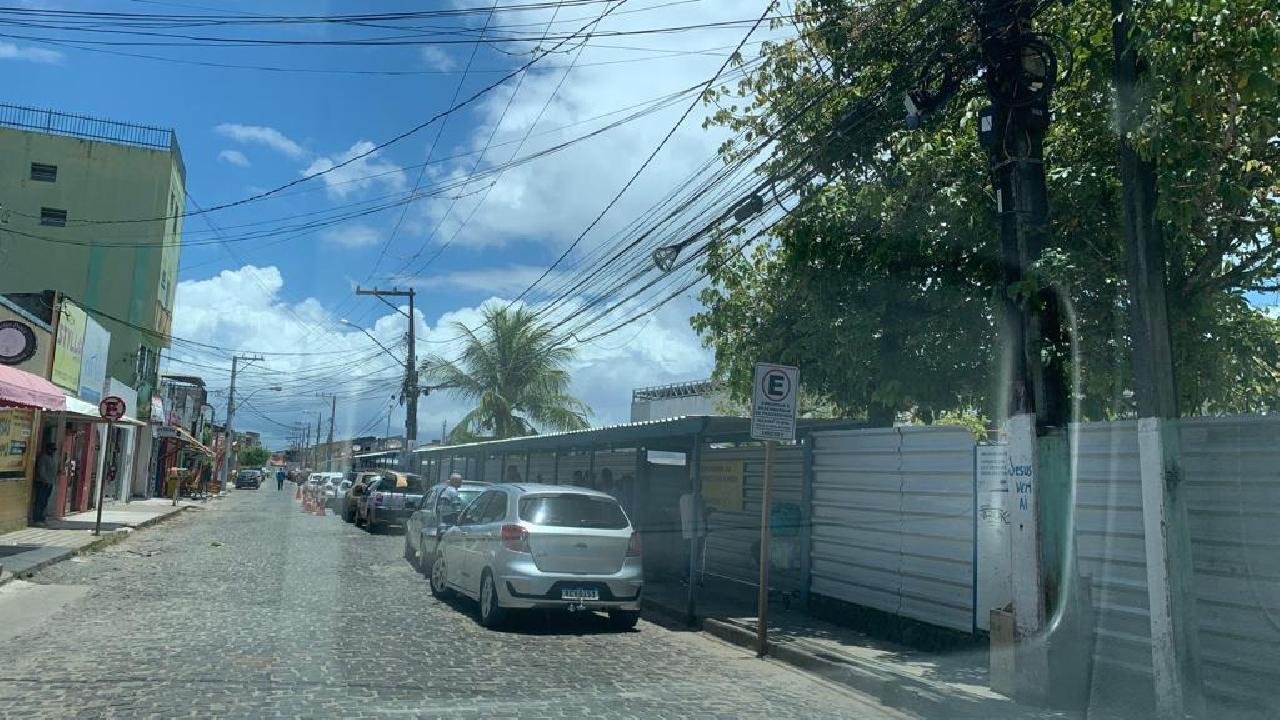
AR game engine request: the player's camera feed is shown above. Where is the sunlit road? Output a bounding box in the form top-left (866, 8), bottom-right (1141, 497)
top-left (0, 487), bottom-right (909, 719)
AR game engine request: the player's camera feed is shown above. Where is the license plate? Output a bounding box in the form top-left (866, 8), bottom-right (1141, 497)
top-left (560, 587), bottom-right (599, 601)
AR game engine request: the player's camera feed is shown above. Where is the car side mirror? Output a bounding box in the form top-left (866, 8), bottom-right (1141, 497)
top-left (443, 511), bottom-right (460, 526)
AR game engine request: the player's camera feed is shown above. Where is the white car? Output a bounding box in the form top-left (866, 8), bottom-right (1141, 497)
top-left (317, 471), bottom-right (345, 507)
top-left (429, 484), bottom-right (642, 630)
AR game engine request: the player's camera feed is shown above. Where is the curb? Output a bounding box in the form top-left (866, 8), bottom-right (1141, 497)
top-left (701, 617), bottom-right (1008, 719)
top-left (0, 506), bottom-right (191, 589)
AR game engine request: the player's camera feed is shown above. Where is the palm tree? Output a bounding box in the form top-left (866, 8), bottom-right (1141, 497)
top-left (420, 305), bottom-right (591, 441)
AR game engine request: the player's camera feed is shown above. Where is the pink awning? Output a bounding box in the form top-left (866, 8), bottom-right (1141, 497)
top-left (0, 364), bottom-right (66, 411)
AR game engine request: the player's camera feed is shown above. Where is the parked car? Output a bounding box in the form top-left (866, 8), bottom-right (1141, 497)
top-left (234, 469), bottom-right (263, 489)
top-left (317, 471), bottom-right (344, 508)
top-left (341, 471), bottom-right (380, 522)
top-left (429, 484), bottom-right (642, 630)
top-left (355, 471), bottom-right (426, 532)
top-left (404, 481), bottom-right (487, 571)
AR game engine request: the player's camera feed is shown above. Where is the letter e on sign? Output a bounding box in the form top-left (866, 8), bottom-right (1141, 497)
top-left (751, 363), bottom-right (799, 442)
top-left (98, 395), bottom-right (126, 422)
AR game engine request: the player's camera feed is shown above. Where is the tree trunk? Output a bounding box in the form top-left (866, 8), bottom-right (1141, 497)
top-left (1112, 0), bottom-right (1179, 420)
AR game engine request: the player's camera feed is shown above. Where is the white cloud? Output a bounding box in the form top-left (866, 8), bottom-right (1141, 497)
top-left (214, 123), bottom-right (306, 159)
top-left (420, 46), bottom-right (456, 71)
top-left (217, 149), bottom-right (251, 167)
top-left (303, 140), bottom-right (407, 200)
top-left (168, 266), bottom-right (711, 447)
top-left (321, 223), bottom-right (381, 248)
top-left (415, 1), bottom-right (771, 251)
top-left (0, 41), bottom-right (62, 64)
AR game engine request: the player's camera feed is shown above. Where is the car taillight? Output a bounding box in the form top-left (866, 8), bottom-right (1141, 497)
top-left (501, 524), bottom-right (530, 553)
top-left (626, 532), bottom-right (642, 558)
top-left (374, 492), bottom-right (385, 504)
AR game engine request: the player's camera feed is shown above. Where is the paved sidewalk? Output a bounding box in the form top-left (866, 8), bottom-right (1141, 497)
top-left (0, 498), bottom-right (199, 586)
top-left (646, 576), bottom-right (1078, 720)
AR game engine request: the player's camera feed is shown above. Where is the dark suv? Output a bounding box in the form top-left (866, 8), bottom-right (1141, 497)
top-left (234, 469), bottom-right (262, 489)
top-left (355, 471), bottom-right (426, 532)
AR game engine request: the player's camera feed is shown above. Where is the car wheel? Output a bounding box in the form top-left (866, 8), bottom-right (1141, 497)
top-left (429, 555), bottom-right (451, 599)
top-left (403, 538), bottom-right (416, 568)
top-left (607, 610), bottom-right (640, 631)
top-left (478, 570), bottom-right (508, 629)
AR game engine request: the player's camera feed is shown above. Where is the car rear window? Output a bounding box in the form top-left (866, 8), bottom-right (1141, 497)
top-left (381, 475), bottom-right (424, 493)
top-left (518, 494), bottom-right (628, 529)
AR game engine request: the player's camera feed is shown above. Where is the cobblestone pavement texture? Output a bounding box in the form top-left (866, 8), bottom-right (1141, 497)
top-left (0, 487), bottom-right (912, 719)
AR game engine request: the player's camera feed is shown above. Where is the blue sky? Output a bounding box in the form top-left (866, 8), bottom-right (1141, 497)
top-left (1, 1), bottom-right (771, 445)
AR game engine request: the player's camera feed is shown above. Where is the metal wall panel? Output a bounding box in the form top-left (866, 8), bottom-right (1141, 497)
top-left (700, 445), bottom-right (804, 590)
top-left (809, 426), bottom-right (976, 633)
top-left (1072, 415), bottom-right (1280, 707)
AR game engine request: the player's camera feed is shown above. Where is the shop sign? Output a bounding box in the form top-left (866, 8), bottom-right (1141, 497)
top-left (0, 407), bottom-right (34, 475)
top-left (51, 300), bottom-right (87, 392)
top-left (77, 317), bottom-right (110, 403)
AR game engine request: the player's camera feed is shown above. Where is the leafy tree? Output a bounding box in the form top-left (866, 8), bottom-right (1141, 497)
top-left (420, 305), bottom-right (591, 441)
top-left (238, 445), bottom-right (269, 468)
top-left (693, 0), bottom-right (1279, 422)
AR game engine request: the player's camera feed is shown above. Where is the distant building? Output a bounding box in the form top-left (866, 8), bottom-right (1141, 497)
top-left (630, 380), bottom-right (734, 422)
top-left (0, 103), bottom-right (185, 412)
top-left (158, 374), bottom-right (208, 438)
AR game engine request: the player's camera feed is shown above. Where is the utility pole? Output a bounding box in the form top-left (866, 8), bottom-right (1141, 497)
top-left (315, 411), bottom-right (323, 471)
top-left (969, 0), bottom-right (1069, 704)
top-left (327, 394), bottom-right (336, 470)
top-left (222, 354), bottom-right (263, 489)
top-left (302, 424), bottom-right (310, 470)
top-left (355, 287), bottom-right (418, 468)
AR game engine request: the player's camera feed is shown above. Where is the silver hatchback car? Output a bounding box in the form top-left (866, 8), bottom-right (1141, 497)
top-left (429, 484), bottom-right (642, 630)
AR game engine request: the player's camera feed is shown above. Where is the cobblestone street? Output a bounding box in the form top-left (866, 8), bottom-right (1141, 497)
top-left (0, 487), bottom-right (909, 719)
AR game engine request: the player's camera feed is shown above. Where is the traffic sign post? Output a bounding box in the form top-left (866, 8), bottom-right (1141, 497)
top-left (750, 363), bottom-right (798, 657)
top-left (94, 395), bottom-right (126, 537)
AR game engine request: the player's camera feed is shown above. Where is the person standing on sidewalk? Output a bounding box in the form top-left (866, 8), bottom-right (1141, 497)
top-left (32, 443), bottom-right (57, 523)
top-left (276, 466), bottom-right (286, 491)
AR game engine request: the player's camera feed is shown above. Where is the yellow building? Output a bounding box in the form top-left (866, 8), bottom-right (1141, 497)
top-left (0, 103), bottom-right (184, 415)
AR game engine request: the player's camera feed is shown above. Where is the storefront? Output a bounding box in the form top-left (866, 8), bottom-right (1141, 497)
top-left (0, 363), bottom-right (65, 532)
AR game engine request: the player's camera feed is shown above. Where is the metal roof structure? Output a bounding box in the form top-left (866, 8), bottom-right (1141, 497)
top-left (411, 415), bottom-right (863, 456)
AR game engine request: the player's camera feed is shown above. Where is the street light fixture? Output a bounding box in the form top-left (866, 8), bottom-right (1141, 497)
top-left (341, 319), bottom-right (406, 369)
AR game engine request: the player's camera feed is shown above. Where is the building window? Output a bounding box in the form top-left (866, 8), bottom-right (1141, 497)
top-left (39, 207), bottom-right (67, 227)
top-left (30, 163), bottom-right (57, 182)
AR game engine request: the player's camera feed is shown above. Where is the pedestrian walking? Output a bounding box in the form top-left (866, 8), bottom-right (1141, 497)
top-left (276, 466), bottom-right (286, 491)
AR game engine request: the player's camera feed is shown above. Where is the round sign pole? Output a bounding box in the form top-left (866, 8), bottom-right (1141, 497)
top-left (94, 396), bottom-right (127, 537)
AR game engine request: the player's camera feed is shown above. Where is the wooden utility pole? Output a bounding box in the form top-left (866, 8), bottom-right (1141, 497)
top-left (1112, 1), bottom-right (1203, 715)
top-left (756, 440), bottom-right (775, 657)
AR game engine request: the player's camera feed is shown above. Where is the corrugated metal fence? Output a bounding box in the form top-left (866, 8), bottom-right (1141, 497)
top-left (809, 426), bottom-right (977, 633)
top-left (1074, 415), bottom-right (1280, 707)
top-left (701, 445), bottom-right (805, 591)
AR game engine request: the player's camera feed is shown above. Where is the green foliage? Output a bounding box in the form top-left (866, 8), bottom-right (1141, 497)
top-left (420, 305), bottom-right (592, 441)
top-left (238, 445), bottom-right (269, 468)
top-left (694, 0), bottom-right (1280, 422)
